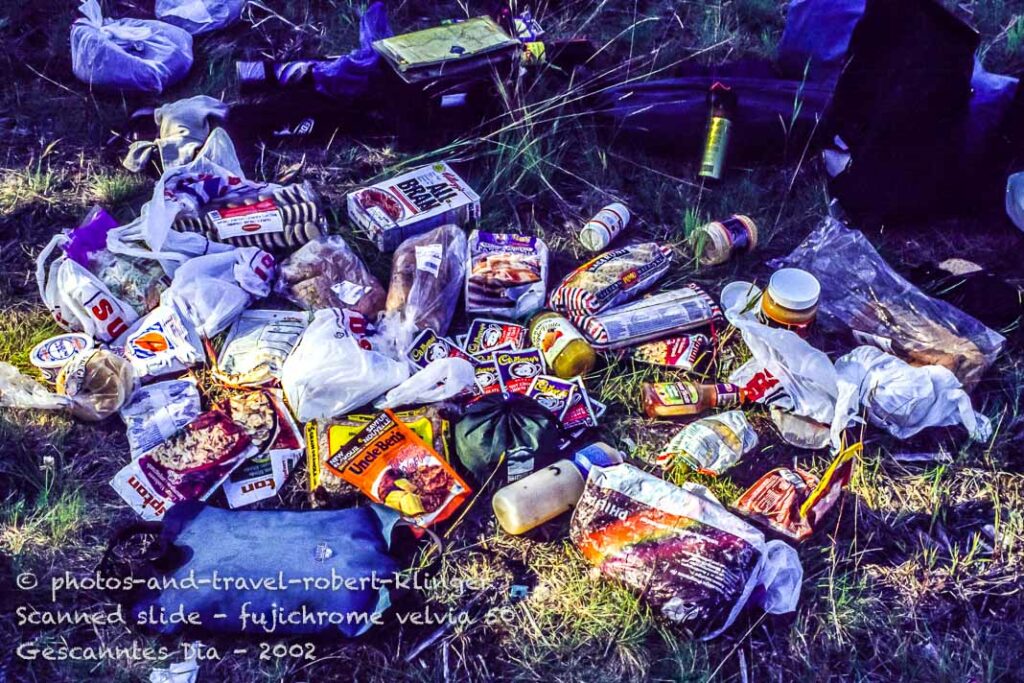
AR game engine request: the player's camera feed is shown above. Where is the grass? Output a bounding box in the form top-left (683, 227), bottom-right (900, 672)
top-left (2, 0), bottom-right (1024, 681)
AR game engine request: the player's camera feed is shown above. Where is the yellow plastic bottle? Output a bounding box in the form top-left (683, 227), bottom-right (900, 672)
top-left (492, 460), bottom-right (585, 535)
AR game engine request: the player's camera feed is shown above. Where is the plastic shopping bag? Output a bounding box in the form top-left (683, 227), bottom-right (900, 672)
top-left (161, 247), bottom-right (275, 338)
top-left (281, 309), bottom-right (409, 422)
top-left (830, 346), bottom-right (992, 448)
top-left (107, 129), bottom-right (247, 277)
top-left (71, 0), bottom-right (193, 95)
top-left (156, 0), bottom-right (244, 35)
top-left (36, 235), bottom-right (139, 342)
top-left (726, 308), bottom-right (838, 426)
top-left (374, 357), bottom-right (476, 409)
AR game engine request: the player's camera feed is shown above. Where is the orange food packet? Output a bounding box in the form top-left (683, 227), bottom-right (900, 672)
top-left (325, 409), bottom-right (471, 527)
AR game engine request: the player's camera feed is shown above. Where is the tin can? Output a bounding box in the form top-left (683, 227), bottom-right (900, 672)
top-left (699, 82), bottom-right (737, 181)
top-left (694, 215), bottom-right (758, 266)
top-left (30, 333), bottom-right (94, 385)
top-left (579, 203), bottom-right (630, 252)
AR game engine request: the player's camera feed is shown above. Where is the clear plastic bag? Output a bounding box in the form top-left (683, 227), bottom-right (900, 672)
top-left (155, 0), bottom-right (244, 35)
top-left (0, 363), bottom-right (72, 411)
top-left (769, 216), bottom-right (1005, 391)
top-left (275, 236), bottom-right (386, 318)
top-left (71, 0), bottom-right (193, 94)
top-left (383, 225), bottom-right (468, 352)
top-left (281, 309), bottom-right (409, 422)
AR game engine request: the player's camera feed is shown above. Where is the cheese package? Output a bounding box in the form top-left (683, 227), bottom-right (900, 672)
top-left (347, 163), bottom-right (480, 251)
top-left (323, 410), bottom-right (470, 526)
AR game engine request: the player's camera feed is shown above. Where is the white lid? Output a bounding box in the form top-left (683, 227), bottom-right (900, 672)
top-left (579, 224), bottom-right (608, 251)
top-left (720, 281), bottom-right (763, 312)
top-left (767, 268), bottom-right (820, 311)
top-left (30, 333), bottom-right (94, 369)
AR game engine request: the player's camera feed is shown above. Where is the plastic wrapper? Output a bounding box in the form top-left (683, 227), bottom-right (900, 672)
top-left (734, 444), bottom-right (858, 542)
top-left (71, 0), bottom-right (193, 94)
top-left (172, 182), bottom-right (326, 253)
top-left (213, 310), bottom-right (308, 387)
top-left (656, 410), bottom-right (758, 476)
top-left (306, 407), bottom-right (450, 496)
top-left (155, 0), bottom-right (244, 34)
top-left (570, 464), bottom-right (802, 639)
top-left (121, 303), bottom-right (204, 381)
top-left (406, 329), bottom-right (470, 369)
top-left (375, 357), bottom-right (476, 409)
top-left (549, 243), bottom-right (672, 317)
top-left (110, 410), bottom-right (255, 520)
top-left (465, 231), bottom-right (548, 318)
top-left (575, 285), bottom-right (720, 349)
top-left (274, 236), bottom-right (386, 318)
top-left (281, 309), bottom-right (408, 422)
top-left (220, 391), bottom-right (303, 508)
top-left (769, 216), bottom-right (1004, 390)
top-left (464, 319), bottom-right (526, 355)
top-left (384, 225), bottom-right (468, 348)
top-left (56, 350), bottom-right (137, 422)
top-left (323, 410), bottom-right (471, 526)
top-left (830, 346), bottom-right (992, 448)
top-left (120, 378), bottom-right (202, 458)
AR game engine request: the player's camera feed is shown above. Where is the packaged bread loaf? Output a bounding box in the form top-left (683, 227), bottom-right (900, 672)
top-left (275, 236), bottom-right (386, 318)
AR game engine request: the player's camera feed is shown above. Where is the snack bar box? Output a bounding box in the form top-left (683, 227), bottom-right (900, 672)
top-left (347, 162), bottom-right (481, 251)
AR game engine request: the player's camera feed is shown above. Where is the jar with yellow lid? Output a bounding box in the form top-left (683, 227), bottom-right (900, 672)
top-left (528, 311), bottom-right (596, 379)
top-left (759, 268), bottom-right (820, 336)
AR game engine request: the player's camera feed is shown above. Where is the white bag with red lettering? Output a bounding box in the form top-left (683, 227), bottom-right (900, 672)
top-left (726, 308), bottom-right (838, 426)
top-left (36, 234), bottom-right (138, 342)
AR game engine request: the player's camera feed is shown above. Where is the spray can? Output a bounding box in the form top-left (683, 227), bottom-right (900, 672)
top-left (699, 82), bottom-right (737, 181)
top-left (579, 203), bottom-right (630, 252)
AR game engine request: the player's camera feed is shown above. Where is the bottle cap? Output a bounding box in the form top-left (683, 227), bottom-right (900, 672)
top-left (767, 268), bottom-right (820, 311)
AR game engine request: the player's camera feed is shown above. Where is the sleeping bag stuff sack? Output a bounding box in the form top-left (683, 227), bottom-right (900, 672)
top-left (71, 0), bottom-right (194, 95)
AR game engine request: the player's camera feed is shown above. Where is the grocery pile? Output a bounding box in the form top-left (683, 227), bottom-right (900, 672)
top-left (2, 0), bottom-right (1015, 652)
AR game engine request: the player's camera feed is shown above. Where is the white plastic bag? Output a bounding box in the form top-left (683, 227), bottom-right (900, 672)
top-left (120, 303), bottom-right (204, 380)
top-left (726, 308), bottom-right (838, 425)
top-left (830, 346), bottom-right (992, 448)
top-left (375, 357), bottom-right (476, 409)
top-left (161, 247), bottom-right (275, 338)
top-left (36, 235), bottom-right (139, 342)
top-left (156, 0), bottom-right (245, 35)
top-left (71, 0), bottom-right (193, 94)
top-left (107, 128), bottom-right (247, 277)
top-left (281, 309), bottom-right (409, 422)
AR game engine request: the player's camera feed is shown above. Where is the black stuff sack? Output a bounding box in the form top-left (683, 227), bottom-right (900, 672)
top-left (454, 393), bottom-right (564, 485)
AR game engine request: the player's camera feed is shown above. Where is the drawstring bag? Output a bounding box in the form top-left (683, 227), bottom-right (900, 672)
top-left (101, 502), bottom-right (423, 637)
top-left (71, 0), bottom-right (193, 94)
top-left (155, 0), bottom-right (245, 35)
